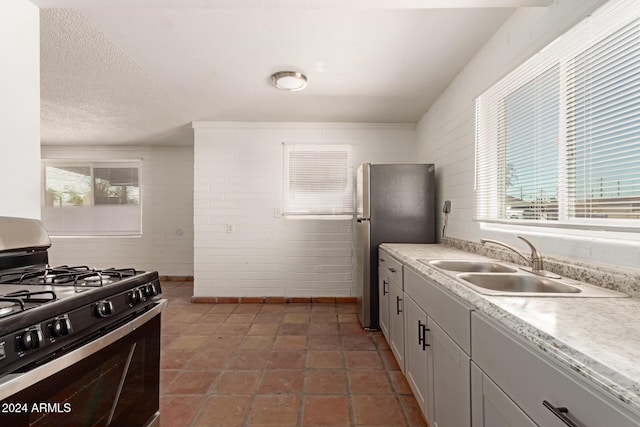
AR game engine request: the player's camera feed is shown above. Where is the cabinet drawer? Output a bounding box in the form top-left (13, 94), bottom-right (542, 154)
top-left (472, 313), bottom-right (638, 427)
top-left (378, 248), bottom-right (390, 271)
top-left (379, 249), bottom-right (403, 287)
top-left (405, 267), bottom-right (471, 354)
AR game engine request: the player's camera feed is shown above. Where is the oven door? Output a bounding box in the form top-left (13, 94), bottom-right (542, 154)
top-left (0, 300), bottom-right (166, 427)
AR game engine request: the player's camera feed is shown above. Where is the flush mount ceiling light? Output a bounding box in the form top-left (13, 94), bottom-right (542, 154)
top-left (271, 71), bottom-right (308, 91)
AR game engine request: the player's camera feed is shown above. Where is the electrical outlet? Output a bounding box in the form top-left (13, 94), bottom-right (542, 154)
top-left (274, 208), bottom-right (282, 218)
top-left (226, 224), bottom-right (235, 233)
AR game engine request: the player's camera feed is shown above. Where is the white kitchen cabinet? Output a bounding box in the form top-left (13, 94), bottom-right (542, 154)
top-left (403, 294), bottom-right (430, 421)
top-left (379, 249), bottom-right (403, 286)
top-left (472, 313), bottom-right (639, 427)
top-left (404, 266), bottom-right (472, 427)
top-left (404, 294), bottom-right (472, 427)
top-left (471, 362), bottom-right (536, 427)
top-left (404, 267), bottom-right (471, 354)
top-left (378, 249), bottom-right (405, 372)
top-left (389, 277), bottom-right (405, 373)
top-left (378, 266), bottom-right (390, 341)
top-left (381, 247), bottom-right (640, 427)
top-left (429, 318), bottom-right (470, 427)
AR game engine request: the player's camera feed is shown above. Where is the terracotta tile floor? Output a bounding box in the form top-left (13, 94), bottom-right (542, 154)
top-left (160, 281), bottom-right (428, 427)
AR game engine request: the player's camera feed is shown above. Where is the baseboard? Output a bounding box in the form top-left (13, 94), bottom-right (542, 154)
top-left (192, 296), bottom-right (357, 304)
top-left (159, 275), bottom-right (194, 282)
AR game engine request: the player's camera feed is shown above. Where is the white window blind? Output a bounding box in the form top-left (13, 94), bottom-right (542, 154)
top-left (476, 0), bottom-right (640, 229)
top-left (283, 143), bottom-right (354, 217)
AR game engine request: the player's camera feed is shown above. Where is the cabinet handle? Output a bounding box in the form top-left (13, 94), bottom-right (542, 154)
top-left (542, 401), bottom-right (579, 427)
top-left (396, 296), bottom-right (403, 314)
top-left (383, 280), bottom-right (388, 295)
top-left (422, 325), bottom-right (431, 350)
top-left (418, 320), bottom-right (430, 350)
top-left (388, 267), bottom-right (396, 273)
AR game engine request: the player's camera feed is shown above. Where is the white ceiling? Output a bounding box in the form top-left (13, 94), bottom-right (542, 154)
top-left (33, 1), bottom-right (551, 146)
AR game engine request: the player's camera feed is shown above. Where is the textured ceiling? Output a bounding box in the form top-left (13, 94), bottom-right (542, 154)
top-left (40, 9), bottom-right (195, 146)
top-left (36, 3), bottom-right (533, 146)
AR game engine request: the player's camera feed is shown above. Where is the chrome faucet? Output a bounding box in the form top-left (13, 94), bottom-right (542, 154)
top-left (480, 236), bottom-right (545, 273)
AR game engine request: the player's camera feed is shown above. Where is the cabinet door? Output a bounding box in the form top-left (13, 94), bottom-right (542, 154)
top-left (378, 267), bottom-right (390, 341)
top-left (404, 295), bottom-right (431, 424)
top-left (471, 362), bottom-right (536, 427)
top-left (389, 279), bottom-right (405, 373)
top-left (429, 318), bottom-right (470, 427)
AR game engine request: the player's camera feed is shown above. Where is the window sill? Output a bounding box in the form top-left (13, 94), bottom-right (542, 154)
top-left (50, 234), bottom-right (142, 239)
top-left (283, 215), bottom-right (353, 220)
top-left (479, 221), bottom-right (639, 242)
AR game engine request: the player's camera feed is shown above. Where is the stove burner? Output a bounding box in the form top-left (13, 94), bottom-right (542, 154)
top-left (0, 290), bottom-right (58, 318)
top-left (0, 300), bottom-right (16, 316)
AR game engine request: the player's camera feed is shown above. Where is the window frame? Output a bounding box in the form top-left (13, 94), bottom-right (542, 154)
top-left (41, 159), bottom-right (143, 237)
top-left (475, 0), bottom-right (640, 232)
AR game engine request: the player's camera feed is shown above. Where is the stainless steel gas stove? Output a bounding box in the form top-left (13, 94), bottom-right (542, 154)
top-left (0, 217), bottom-right (165, 427)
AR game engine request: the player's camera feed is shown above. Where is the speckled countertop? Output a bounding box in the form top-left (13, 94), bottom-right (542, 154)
top-left (380, 243), bottom-right (640, 419)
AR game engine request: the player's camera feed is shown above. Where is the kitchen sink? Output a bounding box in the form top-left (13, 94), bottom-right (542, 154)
top-left (458, 273), bottom-right (580, 294)
top-left (427, 259), bottom-right (517, 273)
top-left (421, 259), bottom-right (629, 297)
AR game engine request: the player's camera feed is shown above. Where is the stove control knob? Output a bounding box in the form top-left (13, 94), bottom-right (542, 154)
top-left (146, 284), bottom-right (158, 297)
top-left (20, 330), bottom-right (41, 351)
top-left (128, 290), bottom-right (141, 305)
top-left (95, 301), bottom-right (114, 318)
top-left (51, 318), bottom-right (71, 338)
top-left (133, 287), bottom-right (146, 301)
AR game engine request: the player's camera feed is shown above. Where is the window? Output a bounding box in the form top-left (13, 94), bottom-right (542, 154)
top-left (502, 65), bottom-right (560, 221)
top-left (42, 161), bottom-right (141, 236)
top-left (282, 143), bottom-right (353, 217)
top-left (475, 0), bottom-right (640, 229)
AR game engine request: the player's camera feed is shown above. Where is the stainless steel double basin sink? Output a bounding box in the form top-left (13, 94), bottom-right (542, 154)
top-left (419, 259), bottom-right (628, 297)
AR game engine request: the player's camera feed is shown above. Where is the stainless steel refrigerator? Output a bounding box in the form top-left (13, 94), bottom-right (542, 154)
top-left (355, 163), bottom-right (436, 330)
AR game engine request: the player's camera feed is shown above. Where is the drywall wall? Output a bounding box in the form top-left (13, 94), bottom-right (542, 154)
top-left (0, 0), bottom-right (41, 219)
top-left (192, 122), bottom-right (416, 298)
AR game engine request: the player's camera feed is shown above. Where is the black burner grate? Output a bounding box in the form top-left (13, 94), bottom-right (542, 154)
top-left (0, 266), bottom-right (139, 287)
top-left (0, 290), bottom-right (57, 316)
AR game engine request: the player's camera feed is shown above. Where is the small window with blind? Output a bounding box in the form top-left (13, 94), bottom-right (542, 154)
top-left (41, 161), bottom-right (142, 236)
top-left (282, 143), bottom-right (354, 218)
top-left (475, 0), bottom-right (640, 230)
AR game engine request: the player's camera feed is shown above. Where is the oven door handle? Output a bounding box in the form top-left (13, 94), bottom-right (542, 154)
top-left (0, 299), bottom-right (167, 401)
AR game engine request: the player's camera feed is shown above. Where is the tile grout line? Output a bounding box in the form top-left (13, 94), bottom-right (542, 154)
top-left (161, 283), bottom-right (425, 426)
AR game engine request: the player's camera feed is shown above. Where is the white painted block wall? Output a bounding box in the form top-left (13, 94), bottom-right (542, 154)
top-left (0, 0), bottom-right (41, 219)
top-left (416, 0), bottom-right (640, 269)
top-left (193, 122), bottom-right (416, 298)
top-left (42, 145), bottom-right (194, 276)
